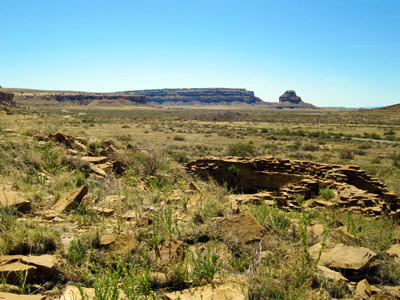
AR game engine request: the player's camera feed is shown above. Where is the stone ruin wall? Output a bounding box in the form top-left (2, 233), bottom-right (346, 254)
top-left (0, 91), bottom-right (16, 106)
top-left (185, 157), bottom-right (400, 219)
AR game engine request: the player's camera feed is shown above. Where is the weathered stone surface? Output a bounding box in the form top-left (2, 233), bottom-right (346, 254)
top-left (99, 232), bottom-right (137, 256)
top-left (279, 90), bottom-right (302, 104)
top-left (317, 265), bottom-right (348, 282)
top-left (0, 91), bottom-right (16, 106)
top-left (59, 284), bottom-right (95, 300)
top-left (307, 224), bottom-right (324, 246)
top-left (185, 157), bottom-right (399, 217)
top-left (385, 244), bottom-right (400, 261)
top-left (356, 279), bottom-right (373, 299)
top-left (216, 213), bottom-right (269, 249)
top-left (0, 292), bottom-right (45, 300)
top-left (52, 185), bottom-right (88, 212)
top-left (164, 283), bottom-right (245, 300)
top-left (127, 88), bottom-right (263, 105)
top-left (0, 255), bottom-right (56, 285)
top-left (0, 190), bottom-right (31, 211)
top-left (150, 240), bottom-right (185, 266)
top-left (80, 156), bottom-right (108, 164)
top-left (54, 93), bottom-right (146, 105)
top-left (316, 243), bottom-right (376, 270)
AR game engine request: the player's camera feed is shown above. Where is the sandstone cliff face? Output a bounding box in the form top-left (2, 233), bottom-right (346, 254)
top-left (123, 88), bottom-right (264, 105)
top-left (0, 91), bottom-right (16, 106)
top-left (279, 90), bottom-right (302, 104)
top-left (54, 93), bottom-right (146, 105)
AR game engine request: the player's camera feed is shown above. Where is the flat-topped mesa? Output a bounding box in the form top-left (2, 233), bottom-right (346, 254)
top-left (54, 93), bottom-right (146, 105)
top-left (279, 90), bottom-right (302, 104)
top-left (185, 157), bottom-right (399, 218)
top-left (0, 91), bottom-right (16, 106)
top-left (122, 88), bottom-right (264, 105)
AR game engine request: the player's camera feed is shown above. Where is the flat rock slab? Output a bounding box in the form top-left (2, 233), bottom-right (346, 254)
top-left (0, 255), bottom-right (56, 285)
top-left (216, 213), bottom-right (269, 249)
top-left (0, 292), bottom-right (46, 300)
top-left (164, 283), bottom-right (245, 300)
top-left (317, 265), bottom-right (348, 282)
top-left (81, 156), bottom-right (108, 164)
top-left (0, 190), bottom-right (31, 211)
top-left (99, 232), bottom-right (137, 256)
top-left (385, 244), bottom-right (400, 259)
top-left (150, 240), bottom-right (185, 266)
top-left (316, 243), bottom-right (376, 270)
top-left (52, 185), bottom-right (88, 212)
top-left (59, 284), bottom-right (95, 300)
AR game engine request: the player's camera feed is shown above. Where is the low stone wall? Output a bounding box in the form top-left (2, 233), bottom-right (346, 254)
top-left (0, 91), bottom-right (15, 106)
top-left (185, 157), bottom-right (400, 218)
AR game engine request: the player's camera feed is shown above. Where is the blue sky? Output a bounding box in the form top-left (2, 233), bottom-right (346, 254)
top-left (1, 0), bottom-right (399, 107)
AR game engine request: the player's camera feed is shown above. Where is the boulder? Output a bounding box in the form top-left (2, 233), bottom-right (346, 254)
top-left (0, 190), bottom-right (31, 211)
top-left (216, 213), bottom-right (269, 249)
top-left (0, 255), bottom-right (56, 285)
top-left (315, 243), bottom-right (376, 270)
top-left (52, 185), bottom-right (88, 213)
top-left (99, 232), bottom-right (137, 256)
top-left (150, 240), bottom-right (185, 266)
top-left (356, 279), bottom-right (373, 299)
top-left (317, 265), bottom-right (348, 282)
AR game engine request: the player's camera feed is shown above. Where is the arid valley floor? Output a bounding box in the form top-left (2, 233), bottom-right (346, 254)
top-left (1, 99), bottom-right (400, 299)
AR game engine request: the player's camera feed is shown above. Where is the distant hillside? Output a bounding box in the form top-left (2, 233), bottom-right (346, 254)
top-left (1, 88), bottom-right (146, 106)
top-left (120, 88), bottom-right (264, 105)
top-left (377, 103), bottom-right (400, 111)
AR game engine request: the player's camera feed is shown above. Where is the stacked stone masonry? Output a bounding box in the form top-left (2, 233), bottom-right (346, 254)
top-left (185, 157), bottom-right (400, 218)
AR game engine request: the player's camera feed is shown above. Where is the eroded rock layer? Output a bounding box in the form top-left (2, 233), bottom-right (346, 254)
top-left (123, 88), bottom-right (264, 105)
top-left (185, 157), bottom-right (400, 218)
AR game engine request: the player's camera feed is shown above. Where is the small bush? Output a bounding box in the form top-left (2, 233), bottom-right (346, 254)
top-left (191, 246), bottom-right (222, 285)
top-left (319, 187), bottom-right (335, 200)
top-left (173, 135), bottom-right (185, 141)
top-left (227, 142), bottom-right (256, 157)
top-left (339, 148), bottom-right (354, 160)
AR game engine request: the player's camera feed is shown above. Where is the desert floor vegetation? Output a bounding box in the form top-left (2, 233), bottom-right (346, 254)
top-left (0, 105), bottom-right (400, 299)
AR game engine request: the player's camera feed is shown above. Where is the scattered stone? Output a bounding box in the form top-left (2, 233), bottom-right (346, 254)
top-left (164, 283), bottom-right (245, 300)
top-left (0, 292), bottom-right (45, 300)
top-left (216, 213), bottom-right (269, 249)
top-left (52, 185), bottom-right (88, 213)
top-left (316, 243), bottom-right (376, 270)
top-left (80, 156), bottom-right (108, 164)
top-left (90, 206), bottom-right (114, 216)
top-left (89, 164), bottom-right (107, 177)
top-left (317, 265), bottom-right (348, 282)
top-left (356, 279), bottom-right (373, 299)
top-left (307, 223), bottom-right (325, 246)
top-left (150, 239), bottom-right (185, 266)
top-left (99, 232), bottom-right (137, 256)
top-left (0, 255), bottom-right (56, 285)
top-left (385, 244), bottom-right (400, 262)
top-left (59, 284), bottom-right (95, 300)
top-left (0, 190), bottom-right (31, 211)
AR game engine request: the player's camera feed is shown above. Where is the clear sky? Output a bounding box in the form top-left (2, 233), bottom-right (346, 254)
top-left (1, 0), bottom-right (399, 107)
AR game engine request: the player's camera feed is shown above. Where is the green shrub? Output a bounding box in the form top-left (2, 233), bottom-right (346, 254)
top-left (191, 246), bottom-right (222, 285)
top-left (319, 187), bottom-right (335, 200)
top-left (339, 148), bottom-right (354, 160)
top-left (227, 142), bottom-right (256, 157)
top-left (250, 204), bottom-right (290, 235)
